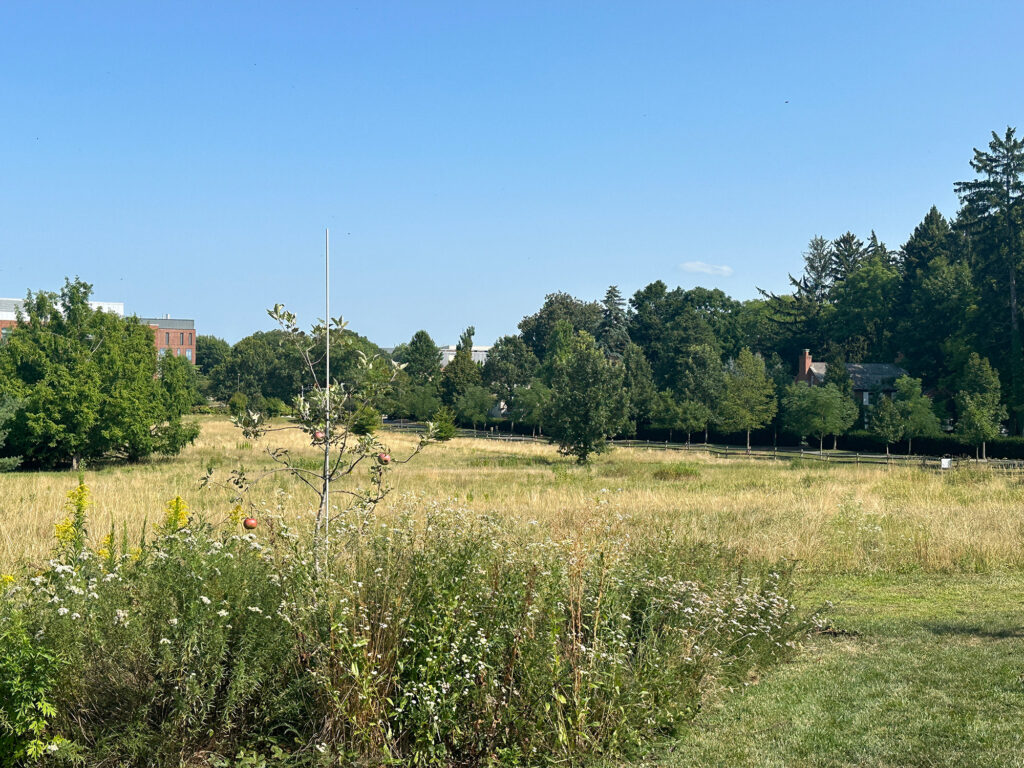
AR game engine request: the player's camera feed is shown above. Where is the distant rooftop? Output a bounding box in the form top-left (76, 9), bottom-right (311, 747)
top-left (139, 316), bottom-right (195, 330)
top-left (0, 297), bottom-right (125, 322)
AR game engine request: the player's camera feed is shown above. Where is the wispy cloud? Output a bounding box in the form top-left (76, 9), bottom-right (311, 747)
top-left (680, 261), bottom-right (734, 277)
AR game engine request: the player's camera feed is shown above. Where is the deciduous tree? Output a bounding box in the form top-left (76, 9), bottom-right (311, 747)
top-left (546, 332), bottom-right (626, 463)
top-left (716, 348), bottom-right (777, 451)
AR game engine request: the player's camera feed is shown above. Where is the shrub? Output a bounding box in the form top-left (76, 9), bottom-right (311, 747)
top-left (432, 406), bottom-right (457, 441)
top-left (0, 482), bottom-right (814, 766)
top-left (228, 392), bottom-right (249, 418)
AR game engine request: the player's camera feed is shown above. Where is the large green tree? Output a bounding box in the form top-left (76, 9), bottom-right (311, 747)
top-left (716, 348), bottom-right (777, 451)
top-left (955, 127), bottom-right (1024, 431)
top-left (781, 382), bottom-right (857, 453)
top-left (196, 334), bottom-right (231, 377)
top-left (518, 292), bottom-right (603, 361)
top-left (0, 278), bottom-right (198, 468)
top-left (482, 335), bottom-right (538, 407)
top-left (0, 398), bottom-right (21, 471)
top-left (439, 326), bottom-right (482, 406)
top-left (596, 285), bottom-right (631, 362)
top-left (546, 331), bottom-right (627, 463)
top-left (621, 343), bottom-right (657, 435)
top-left (871, 395), bottom-right (905, 456)
top-left (892, 375), bottom-right (941, 454)
top-left (401, 330), bottom-right (443, 384)
top-left (954, 353), bottom-right (1006, 459)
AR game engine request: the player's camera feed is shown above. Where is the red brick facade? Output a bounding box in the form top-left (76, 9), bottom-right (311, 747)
top-left (144, 321), bottom-right (197, 365)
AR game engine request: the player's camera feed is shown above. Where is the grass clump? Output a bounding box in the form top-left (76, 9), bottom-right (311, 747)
top-left (652, 462), bottom-right (701, 481)
top-left (0, 481), bottom-right (812, 767)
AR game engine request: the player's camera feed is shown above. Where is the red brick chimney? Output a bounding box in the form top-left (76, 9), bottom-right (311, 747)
top-left (797, 349), bottom-right (812, 383)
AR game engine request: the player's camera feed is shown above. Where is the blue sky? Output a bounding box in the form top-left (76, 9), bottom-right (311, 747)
top-left (1, 1), bottom-right (1022, 345)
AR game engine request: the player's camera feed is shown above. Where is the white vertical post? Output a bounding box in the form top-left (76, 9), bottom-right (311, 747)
top-left (324, 228), bottom-right (330, 559)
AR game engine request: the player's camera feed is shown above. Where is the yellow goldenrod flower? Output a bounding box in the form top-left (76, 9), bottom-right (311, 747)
top-left (163, 496), bottom-right (189, 530)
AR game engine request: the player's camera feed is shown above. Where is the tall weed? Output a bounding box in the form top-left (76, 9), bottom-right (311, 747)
top-left (0, 482), bottom-right (813, 766)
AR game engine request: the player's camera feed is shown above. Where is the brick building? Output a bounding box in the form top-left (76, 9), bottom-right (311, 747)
top-left (0, 298), bottom-right (196, 365)
top-left (140, 315), bottom-right (197, 364)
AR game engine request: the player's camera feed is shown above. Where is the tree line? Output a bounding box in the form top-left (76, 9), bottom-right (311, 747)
top-left (186, 127), bottom-right (1023, 461)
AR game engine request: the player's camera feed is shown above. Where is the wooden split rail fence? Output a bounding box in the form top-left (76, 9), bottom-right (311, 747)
top-left (381, 421), bottom-right (1024, 473)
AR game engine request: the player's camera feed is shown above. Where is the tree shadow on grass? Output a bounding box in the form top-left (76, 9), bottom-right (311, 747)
top-left (923, 622), bottom-right (1024, 639)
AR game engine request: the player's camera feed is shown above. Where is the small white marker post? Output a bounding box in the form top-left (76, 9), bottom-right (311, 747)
top-left (324, 228), bottom-right (330, 564)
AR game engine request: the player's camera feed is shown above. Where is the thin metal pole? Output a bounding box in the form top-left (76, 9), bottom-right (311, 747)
top-left (324, 228), bottom-right (330, 560)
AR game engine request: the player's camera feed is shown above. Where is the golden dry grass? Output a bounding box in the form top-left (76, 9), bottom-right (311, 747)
top-left (3, 415), bottom-right (1024, 572)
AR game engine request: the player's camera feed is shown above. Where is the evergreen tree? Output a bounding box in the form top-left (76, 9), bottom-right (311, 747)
top-left (955, 127), bottom-right (1024, 431)
top-left (596, 285), bottom-right (631, 362)
top-left (546, 331), bottom-right (627, 463)
top-left (621, 343), bottom-right (657, 435)
top-left (830, 232), bottom-right (867, 284)
top-left (403, 330), bottom-right (443, 384)
top-left (716, 348), bottom-right (777, 451)
top-left (439, 326), bottom-right (482, 406)
top-left (431, 406), bottom-right (457, 441)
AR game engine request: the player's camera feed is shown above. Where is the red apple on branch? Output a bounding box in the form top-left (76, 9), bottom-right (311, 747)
top-left (243, 517), bottom-right (258, 530)
top-left (377, 452), bottom-right (391, 465)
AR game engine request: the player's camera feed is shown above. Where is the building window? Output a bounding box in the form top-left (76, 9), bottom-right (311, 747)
top-left (165, 332), bottom-right (169, 344)
top-left (188, 332), bottom-right (193, 345)
top-left (186, 349), bottom-right (192, 361)
top-left (180, 332), bottom-right (184, 345)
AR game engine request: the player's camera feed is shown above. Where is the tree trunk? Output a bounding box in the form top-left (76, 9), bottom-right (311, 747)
top-left (746, 429), bottom-right (751, 452)
top-left (72, 455), bottom-right (80, 471)
top-left (1009, 265), bottom-right (1023, 433)
top-left (819, 435), bottom-right (824, 453)
top-left (833, 434), bottom-right (838, 451)
top-left (983, 441), bottom-right (987, 461)
top-left (908, 436), bottom-right (912, 455)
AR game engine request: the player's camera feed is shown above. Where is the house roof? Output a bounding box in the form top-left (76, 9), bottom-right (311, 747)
top-left (811, 361), bottom-right (906, 391)
top-left (846, 363), bottom-right (907, 392)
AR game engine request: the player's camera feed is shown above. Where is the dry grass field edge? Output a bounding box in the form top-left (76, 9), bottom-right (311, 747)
top-left (3, 415), bottom-right (1024, 573)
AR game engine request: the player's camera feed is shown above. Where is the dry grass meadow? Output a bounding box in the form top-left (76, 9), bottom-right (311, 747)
top-left (4, 415), bottom-right (1024, 574)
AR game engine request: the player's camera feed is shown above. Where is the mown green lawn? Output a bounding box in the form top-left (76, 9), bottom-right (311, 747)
top-left (641, 573), bottom-right (1024, 767)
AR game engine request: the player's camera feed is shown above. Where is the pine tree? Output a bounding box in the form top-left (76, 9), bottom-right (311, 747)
top-left (621, 343), bottom-right (657, 434)
top-left (439, 326), bottom-right (482, 406)
top-left (955, 127), bottom-right (1024, 431)
top-left (596, 285), bottom-right (631, 362)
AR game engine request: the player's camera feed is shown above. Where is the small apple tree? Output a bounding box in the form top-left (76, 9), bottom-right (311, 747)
top-left (207, 304), bottom-right (434, 572)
